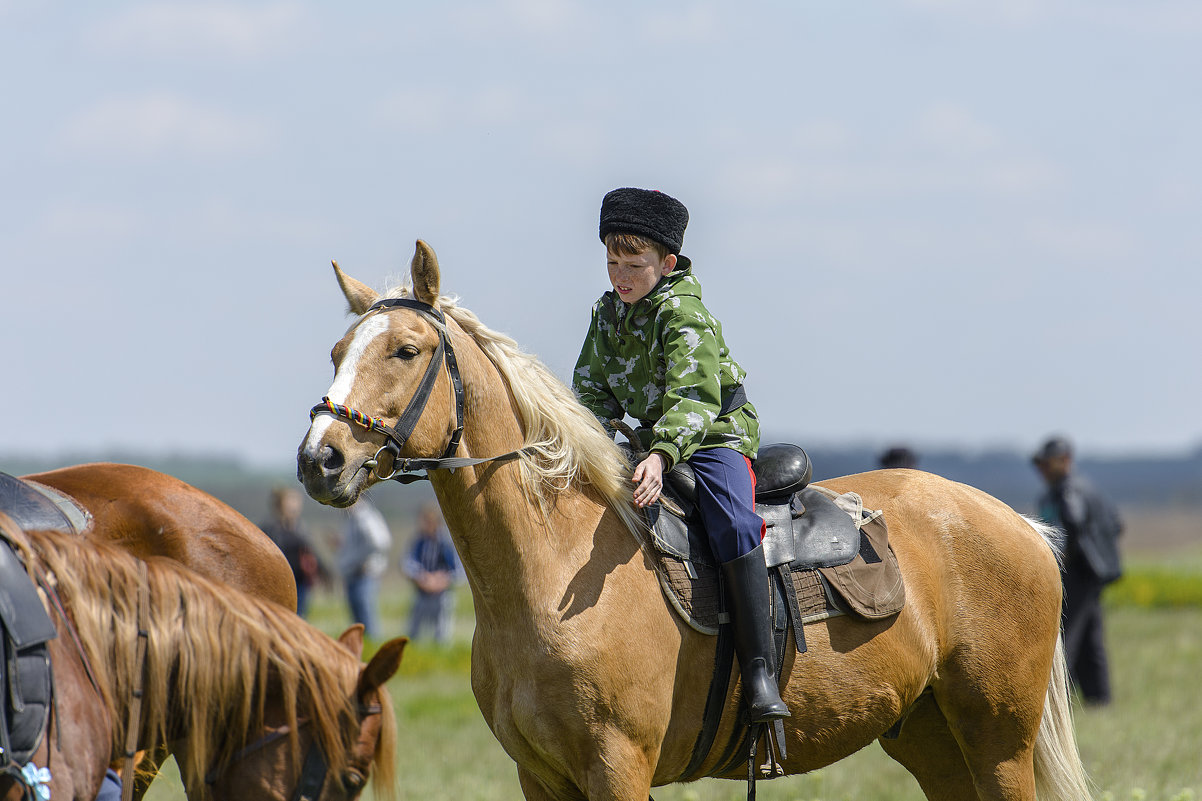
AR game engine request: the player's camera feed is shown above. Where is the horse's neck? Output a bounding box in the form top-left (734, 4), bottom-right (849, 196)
top-left (428, 410), bottom-right (612, 627)
top-left (430, 465), bottom-right (602, 619)
top-left (427, 330), bottom-right (636, 627)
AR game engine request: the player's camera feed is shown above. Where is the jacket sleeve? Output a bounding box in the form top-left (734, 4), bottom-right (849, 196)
top-left (648, 306), bottom-right (724, 469)
top-left (571, 303), bottom-right (624, 432)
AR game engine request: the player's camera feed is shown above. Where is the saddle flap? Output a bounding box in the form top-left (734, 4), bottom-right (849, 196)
top-left (759, 487), bottom-right (861, 570)
top-left (0, 536), bottom-right (57, 649)
top-left (760, 504), bottom-right (795, 568)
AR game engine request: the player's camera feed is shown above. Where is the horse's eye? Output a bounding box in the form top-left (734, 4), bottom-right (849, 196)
top-left (342, 770), bottom-right (366, 793)
top-left (393, 345), bottom-right (420, 360)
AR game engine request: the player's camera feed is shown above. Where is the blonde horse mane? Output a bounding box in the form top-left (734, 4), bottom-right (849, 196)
top-left (21, 529), bottom-right (397, 801)
top-left (383, 285), bottom-right (643, 534)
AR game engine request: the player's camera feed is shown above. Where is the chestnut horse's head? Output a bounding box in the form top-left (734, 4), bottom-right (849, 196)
top-left (207, 627), bottom-right (405, 801)
top-left (298, 241), bottom-right (460, 507)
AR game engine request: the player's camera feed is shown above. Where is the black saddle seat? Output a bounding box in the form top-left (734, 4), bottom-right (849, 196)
top-left (664, 443), bottom-right (811, 512)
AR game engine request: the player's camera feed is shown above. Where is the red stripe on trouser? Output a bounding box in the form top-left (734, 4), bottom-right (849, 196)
top-left (742, 455), bottom-right (767, 541)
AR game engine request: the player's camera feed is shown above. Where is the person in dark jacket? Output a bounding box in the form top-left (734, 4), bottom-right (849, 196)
top-left (260, 487), bottom-right (328, 618)
top-left (1033, 435), bottom-right (1123, 705)
top-left (879, 445), bottom-right (918, 469)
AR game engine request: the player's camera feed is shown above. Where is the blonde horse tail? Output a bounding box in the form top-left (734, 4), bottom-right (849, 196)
top-left (1026, 515), bottom-right (1094, 800)
top-left (1033, 636), bottom-right (1093, 800)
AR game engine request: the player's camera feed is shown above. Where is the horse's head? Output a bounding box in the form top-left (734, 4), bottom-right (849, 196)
top-left (206, 628), bottom-right (405, 801)
top-left (298, 240), bottom-right (461, 507)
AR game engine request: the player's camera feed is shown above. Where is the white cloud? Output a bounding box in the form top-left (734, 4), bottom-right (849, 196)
top-left (713, 104), bottom-right (1059, 204)
top-left (59, 92), bottom-right (272, 159)
top-left (449, 0), bottom-right (596, 41)
top-left (372, 84), bottom-right (534, 134)
top-left (914, 104), bottom-right (1003, 156)
top-left (641, 3), bottom-right (723, 45)
top-left (38, 201), bottom-right (146, 241)
top-left (1022, 219), bottom-right (1136, 265)
top-left (903, 0), bottom-right (1202, 33)
top-left (89, 1), bottom-right (315, 60)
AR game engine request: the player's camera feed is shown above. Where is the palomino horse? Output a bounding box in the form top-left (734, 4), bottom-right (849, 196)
top-left (18, 462), bottom-right (296, 609)
top-left (0, 517), bottom-right (403, 801)
top-left (298, 241), bottom-right (1092, 801)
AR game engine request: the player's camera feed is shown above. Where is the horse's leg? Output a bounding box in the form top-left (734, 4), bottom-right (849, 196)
top-left (515, 738), bottom-right (656, 801)
top-left (927, 644), bottom-right (1048, 801)
top-left (878, 692), bottom-right (979, 801)
top-left (518, 766), bottom-right (584, 801)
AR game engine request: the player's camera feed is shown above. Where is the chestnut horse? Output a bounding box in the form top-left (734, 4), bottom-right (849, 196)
top-left (297, 241), bottom-right (1091, 801)
top-left (19, 462), bottom-right (296, 610)
top-left (0, 517), bottom-right (402, 801)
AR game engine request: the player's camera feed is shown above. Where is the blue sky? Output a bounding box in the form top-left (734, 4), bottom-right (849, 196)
top-left (4, 1), bottom-right (1200, 468)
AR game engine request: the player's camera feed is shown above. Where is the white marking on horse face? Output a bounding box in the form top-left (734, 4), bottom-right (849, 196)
top-left (301, 314), bottom-right (393, 455)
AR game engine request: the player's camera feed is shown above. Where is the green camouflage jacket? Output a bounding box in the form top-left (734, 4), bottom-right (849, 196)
top-left (572, 258), bottom-right (760, 469)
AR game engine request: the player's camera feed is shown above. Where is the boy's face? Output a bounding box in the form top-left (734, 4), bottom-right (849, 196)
top-left (607, 248), bottom-right (677, 305)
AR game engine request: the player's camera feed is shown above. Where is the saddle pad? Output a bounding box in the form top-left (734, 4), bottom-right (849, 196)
top-left (655, 554), bottom-right (838, 635)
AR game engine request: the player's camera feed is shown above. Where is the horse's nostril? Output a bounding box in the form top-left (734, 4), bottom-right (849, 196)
top-left (319, 445), bottom-right (345, 473)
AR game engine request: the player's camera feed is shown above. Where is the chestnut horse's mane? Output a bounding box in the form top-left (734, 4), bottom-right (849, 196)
top-left (20, 528), bottom-right (397, 800)
top-left (382, 284), bottom-right (643, 534)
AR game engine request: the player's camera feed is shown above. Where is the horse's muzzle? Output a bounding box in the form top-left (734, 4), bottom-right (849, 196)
top-left (296, 443), bottom-right (361, 507)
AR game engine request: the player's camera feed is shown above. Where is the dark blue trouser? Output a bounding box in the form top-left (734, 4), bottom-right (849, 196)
top-left (689, 447), bottom-right (765, 564)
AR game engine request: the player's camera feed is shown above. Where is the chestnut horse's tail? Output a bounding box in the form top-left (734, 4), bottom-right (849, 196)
top-left (1027, 517), bottom-right (1094, 801)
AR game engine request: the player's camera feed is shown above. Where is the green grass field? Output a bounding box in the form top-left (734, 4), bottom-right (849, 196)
top-left (146, 559), bottom-right (1202, 801)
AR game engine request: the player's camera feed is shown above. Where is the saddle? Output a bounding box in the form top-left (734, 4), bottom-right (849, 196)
top-left (0, 516), bottom-right (57, 777)
top-left (0, 471), bottom-right (91, 536)
top-left (648, 443), bottom-right (861, 570)
top-left (642, 444), bottom-right (904, 632)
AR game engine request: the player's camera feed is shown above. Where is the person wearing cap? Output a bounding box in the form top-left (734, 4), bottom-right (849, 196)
top-left (1032, 435), bottom-right (1123, 705)
top-left (572, 187), bottom-right (788, 723)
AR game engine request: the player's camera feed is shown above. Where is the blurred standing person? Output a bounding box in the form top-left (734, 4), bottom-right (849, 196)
top-left (339, 497), bottom-right (392, 641)
top-left (260, 486), bottom-right (326, 617)
top-left (1032, 435), bottom-right (1124, 705)
top-left (403, 503), bottom-right (462, 644)
top-left (878, 445), bottom-right (918, 469)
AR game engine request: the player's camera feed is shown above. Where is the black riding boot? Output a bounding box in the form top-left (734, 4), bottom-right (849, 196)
top-left (722, 544), bottom-right (791, 722)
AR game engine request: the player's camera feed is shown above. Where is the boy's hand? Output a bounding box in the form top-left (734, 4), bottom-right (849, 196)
top-left (632, 452), bottom-right (667, 508)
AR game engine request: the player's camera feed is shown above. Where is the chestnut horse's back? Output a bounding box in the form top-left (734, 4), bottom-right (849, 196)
top-left (23, 462), bottom-right (297, 610)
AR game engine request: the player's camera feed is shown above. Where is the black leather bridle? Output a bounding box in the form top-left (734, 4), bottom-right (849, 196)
top-left (203, 702), bottom-right (382, 801)
top-left (309, 297), bottom-right (528, 484)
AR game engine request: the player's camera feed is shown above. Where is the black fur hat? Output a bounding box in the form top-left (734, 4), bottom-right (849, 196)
top-left (598, 188), bottom-right (689, 254)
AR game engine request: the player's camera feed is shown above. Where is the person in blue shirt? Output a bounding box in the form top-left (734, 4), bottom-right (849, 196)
top-left (402, 504), bottom-right (462, 644)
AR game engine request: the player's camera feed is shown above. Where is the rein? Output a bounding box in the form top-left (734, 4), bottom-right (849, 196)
top-left (310, 297), bottom-right (529, 484)
top-left (121, 560), bottom-right (149, 801)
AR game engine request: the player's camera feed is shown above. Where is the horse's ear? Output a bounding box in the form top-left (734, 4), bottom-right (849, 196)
top-left (337, 624), bottom-right (366, 659)
top-left (410, 240), bottom-right (440, 308)
top-left (357, 637), bottom-right (407, 700)
top-left (332, 260), bottom-right (380, 316)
